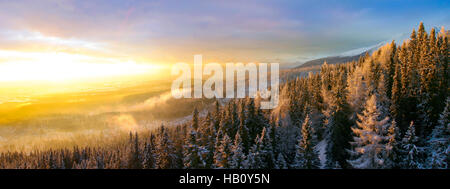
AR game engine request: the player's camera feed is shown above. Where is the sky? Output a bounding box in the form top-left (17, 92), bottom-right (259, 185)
top-left (0, 0), bottom-right (449, 80)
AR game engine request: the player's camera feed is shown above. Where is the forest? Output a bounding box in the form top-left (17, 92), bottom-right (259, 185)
top-left (0, 23), bottom-right (448, 169)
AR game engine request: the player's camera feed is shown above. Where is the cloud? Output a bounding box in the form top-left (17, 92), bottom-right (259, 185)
top-left (0, 0), bottom-right (448, 64)
top-left (0, 30), bottom-right (105, 51)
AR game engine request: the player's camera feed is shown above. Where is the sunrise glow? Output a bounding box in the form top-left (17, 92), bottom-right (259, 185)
top-left (0, 50), bottom-right (163, 82)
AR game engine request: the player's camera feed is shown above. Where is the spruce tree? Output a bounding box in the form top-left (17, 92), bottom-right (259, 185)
top-left (400, 122), bottom-right (422, 169)
top-left (385, 120), bottom-right (401, 168)
top-left (213, 130), bottom-right (223, 168)
top-left (155, 125), bottom-right (175, 169)
top-left (293, 115), bottom-right (320, 169)
top-left (348, 95), bottom-right (390, 169)
top-left (428, 98), bottom-right (449, 169)
top-left (230, 132), bottom-right (247, 168)
top-left (214, 133), bottom-right (232, 168)
top-left (324, 70), bottom-right (352, 168)
top-left (256, 127), bottom-right (276, 169)
top-left (128, 133), bottom-right (142, 169)
top-left (143, 135), bottom-right (156, 169)
top-left (275, 153), bottom-right (288, 169)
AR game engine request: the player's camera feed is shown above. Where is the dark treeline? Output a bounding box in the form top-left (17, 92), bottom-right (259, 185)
top-left (0, 23), bottom-right (448, 169)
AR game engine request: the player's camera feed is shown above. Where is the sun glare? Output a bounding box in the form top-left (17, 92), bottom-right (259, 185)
top-left (0, 50), bottom-right (163, 82)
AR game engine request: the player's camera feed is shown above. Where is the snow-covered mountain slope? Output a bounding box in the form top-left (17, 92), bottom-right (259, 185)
top-left (295, 32), bottom-right (412, 68)
top-left (338, 32), bottom-right (411, 57)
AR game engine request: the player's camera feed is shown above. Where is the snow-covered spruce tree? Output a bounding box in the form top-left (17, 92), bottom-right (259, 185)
top-left (246, 142), bottom-right (258, 169)
top-left (256, 127), bottom-right (276, 169)
top-left (229, 101), bottom-right (240, 140)
top-left (155, 125), bottom-right (176, 169)
top-left (192, 107), bottom-right (199, 130)
top-left (390, 54), bottom-right (402, 127)
top-left (346, 64), bottom-right (368, 116)
top-left (245, 98), bottom-right (268, 146)
top-left (212, 100), bottom-right (222, 132)
top-left (385, 120), bottom-right (401, 168)
top-left (230, 132), bottom-right (247, 168)
top-left (323, 68), bottom-right (353, 168)
top-left (201, 112), bottom-right (216, 169)
top-left (348, 94), bottom-right (390, 169)
top-left (246, 129), bottom-right (274, 169)
top-left (183, 108), bottom-right (206, 169)
top-left (238, 101), bottom-right (250, 154)
top-left (427, 98), bottom-right (449, 169)
top-left (214, 132), bottom-right (232, 168)
top-left (213, 129), bottom-right (223, 168)
top-left (142, 134), bottom-right (156, 169)
top-left (400, 121), bottom-right (423, 169)
top-left (173, 125), bottom-right (186, 168)
top-left (183, 129), bottom-right (205, 169)
top-left (293, 115), bottom-right (320, 169)
top-left (275, 153), bottom-right (288, 169)
top-left (95, 153), bottom-right (105, 169)
top-left (219, 106), bottom-right (232, 138)
top-left (128, 133), bottom-right (142, 169)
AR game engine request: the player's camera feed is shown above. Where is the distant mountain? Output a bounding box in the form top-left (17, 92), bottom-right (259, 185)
top-left (295, 32), bottom-right (412, 69)
top-left (294, 53), bottom-right (364, 68)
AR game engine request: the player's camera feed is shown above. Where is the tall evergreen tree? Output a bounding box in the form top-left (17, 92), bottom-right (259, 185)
top-left (400, 122), bottom-right (423, 169)
top-left (293, 115), bottom-right (320, 169)
top-left (230, 133), bottom-right (247, 168)
top-left (324, 70), bottom-right (353, 168)
top-left (128, 133), bottom-right (142, 169)
top-left (214, 133), bottom-right (232, 168)
top-left (256, 127), bottom-right (276, 169)
top-left (143, 135), bottom-right (156, 169)
top-left (385, 120), bottom-right (401, 168)
top-left (183, 129), bottom-right (204, 169)
top-left (155, 125), bottom-right (176, 169)
top-left (427, 98), bottom-right (449, 169)
top-left (348, 95), bottom-right (391, 169)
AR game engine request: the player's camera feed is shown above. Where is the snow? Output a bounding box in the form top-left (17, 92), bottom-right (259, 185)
top-left (315, 139), bottom-right (327, 169)
top-left (339, 43), bottom-right (382, 57)
top-left (338, 32), bottom-right (411, 57)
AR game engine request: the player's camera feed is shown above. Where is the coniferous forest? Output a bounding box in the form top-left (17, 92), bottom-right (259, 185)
top-left (0, 23), bottom-right (448, 169)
